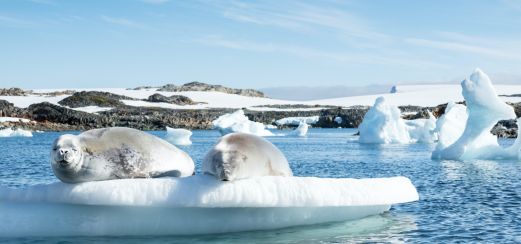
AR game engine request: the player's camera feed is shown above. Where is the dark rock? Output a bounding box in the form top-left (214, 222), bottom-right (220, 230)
top-left (0, 99), bottom-right (25, 118)
top-left (0, 88), bottom-right (29, 96)
top-left (157, 81), bottom-right (265, 97)
top-left (146, 93), bottom-right (195, 105)
top-left (58, 91), bottom-right (136, 108)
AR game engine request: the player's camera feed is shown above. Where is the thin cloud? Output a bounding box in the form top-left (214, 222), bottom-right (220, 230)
top-left (100, 15), bottom-right (151, 30)
top-left (195, 36), bottom-right (446, 69)
top-left (405, 37), bottom-right (521, 61)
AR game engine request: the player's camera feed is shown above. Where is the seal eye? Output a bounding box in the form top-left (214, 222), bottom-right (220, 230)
top-left (72, 148), bottom-right (78, 152)
top-left (52, 148), bottom-right (58, 151)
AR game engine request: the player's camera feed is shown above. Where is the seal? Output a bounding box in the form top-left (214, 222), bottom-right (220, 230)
top-left (51, 127), bottom-right (195, 183)
top-left (202, 132), bottom-right (293, 181)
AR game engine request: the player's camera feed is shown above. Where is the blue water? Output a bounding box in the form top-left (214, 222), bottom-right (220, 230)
top-left (1, 128), bottom-right (521, 243)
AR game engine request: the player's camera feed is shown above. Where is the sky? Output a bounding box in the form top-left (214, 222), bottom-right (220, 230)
top-left (1, 0), bottom-right (520, 89)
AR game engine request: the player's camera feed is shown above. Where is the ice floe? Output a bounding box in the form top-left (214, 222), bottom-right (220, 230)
top-left (212, 110), bottom-right (274, 136)
top-left (165, 127), bottom-right (192, 145)
top-left (0, 175), bottom-right (418, 237)
top-left (0, 127), bottom-right (33, 137)
top-left (288, 121), bottom-right (309, 137)
top-left (275, 116), bottom-right (319, 126)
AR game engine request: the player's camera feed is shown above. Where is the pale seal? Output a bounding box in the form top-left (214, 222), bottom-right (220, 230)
top-left (51, 127), bottom-right (195, 183)
top-left (202, 132), bottom-right (293, 181)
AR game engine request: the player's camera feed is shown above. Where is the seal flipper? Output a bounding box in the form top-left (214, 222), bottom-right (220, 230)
top-left (150, 170), bottom-right (182, 178)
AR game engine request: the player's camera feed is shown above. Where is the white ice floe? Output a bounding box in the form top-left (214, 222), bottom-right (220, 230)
top-left (0, 117), bottom-right (31, 123)
top-left (432, 69), bottom-right (520, 160)
top-left (0, 127), bottom-right (33, 137)
top-left (288, 122), bottom-right (309, 137)
top-left (212, 110), bottom-right (274, 136)
top-left (275, 116), bottom-right (319, 126)
top-left (165, 127), bottom-right (192, 146)
top-left (0, 175), bottom-right (418, 237)
top-left (358, 97), bottom-right (411, 144)
top-left (334, 116), bottom-right (343, 124)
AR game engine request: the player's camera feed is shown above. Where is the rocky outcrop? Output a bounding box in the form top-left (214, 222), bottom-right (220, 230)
top-left (146, 93), bottom-right (196, 105)
top-left (0, 88), bottom-right (29, 96)
top-left (0, 100), bottom-right (25, 118)
top-left (58, 91), bottom-right (136, 108)
top-left (157, 82), bottom-right (265, 97)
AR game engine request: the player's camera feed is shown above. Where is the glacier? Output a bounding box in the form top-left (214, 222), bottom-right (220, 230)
top-left (432, 69), bottom-right (521, 160)
top-left (0, 175), bottom-right (419, 237)
top-left (212, 110), bottom-right (274, 136)
top-left (165, 126), bottom-right (192, 146)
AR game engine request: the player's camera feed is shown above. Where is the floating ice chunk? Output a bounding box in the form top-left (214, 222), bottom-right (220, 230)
top-left (432, 69), bottom-right (519, 160)
top-left (431, 102), bottom-right (468, 157)
top-left (165, 127), bottom-right (192, 145)
top-left (0, 127), bottom-right (33, 137)
top-left (212, 110), bottom-right (274, 136)
top-left (405, 111), bottom-right (437, 143)
top-left (265, 124), bottom-right (277, 129)
top-left (275, 116), bottom-right (319, 126)
top-left (289, 122), bottom-right (309, 137)
top-left (334, 116), bottom-right (343, 124)
top-left (359, 97), bottom-right (411, 144)
top-left (0, 175), bottom-right (418, 237)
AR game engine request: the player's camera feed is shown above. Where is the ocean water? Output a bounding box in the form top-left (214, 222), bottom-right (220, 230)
top-left (1, 128), bottom-right (520, 243)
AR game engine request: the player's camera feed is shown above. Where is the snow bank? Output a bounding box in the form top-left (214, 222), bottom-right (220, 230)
top-left (288, 122), bottom-right (309, 137)
top-left (165, 127), bottom-right (192, 146)
top-left (71, 106), bottom-right (113, 113)
top-left (212, 110), bottom-right (274, 136)
top-left (0, 117), bottom-right (31, 123)
top-left (358, 97), bottom-right (411, 144)
top-left (275, 116), bottom-right (319, 126)
top-left (0, 127), bottom-right (33, 137)
top-left (432, 69), bottom-right (520, 160)
top-left (0, 175), bottom-right (418, 236)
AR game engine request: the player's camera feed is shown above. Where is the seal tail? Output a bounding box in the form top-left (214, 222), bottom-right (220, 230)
top-left (150, 170), bottom-right (182, 178)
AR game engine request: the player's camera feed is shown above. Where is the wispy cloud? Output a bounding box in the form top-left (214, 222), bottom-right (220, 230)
top-left (100, 15), bottom-right (151, 30)
top-left (0, 15), bottom-right (35, 27)
top-left (141, 0), bottom-right (170, 4)
top-left (405, 32), bottom-right (521, 61)
top-left (195, 35), bottom-right (446, 69)
top-left (212, 1), bottom-right (389, 42)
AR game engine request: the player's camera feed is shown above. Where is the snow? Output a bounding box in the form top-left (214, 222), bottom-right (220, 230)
top-left (288, 122), bottom-right (309, 137)
top-left (0, 175), bottom-right (418, 237)
top-left (0, 127), bottom-right (33, 137)
top-left (432, 69), bottom-right (520, 160)
top-left (358, 97), bottom-right (411, 144)
top-left (0, 117), bottom-right (31, 123)
top-left (275, 116), bottom-right (320, 126)
top-left (165, 127), bottom-right (192, 146)
top-left (212, 110), bottom-right (274, 136)
top-left (2, 83), bottom-right (521, 112)
top-left (71, 106), bottom-right (113, 113)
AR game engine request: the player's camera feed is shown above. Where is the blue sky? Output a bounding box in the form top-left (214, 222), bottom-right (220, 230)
top-left (1, 0), bottom-right (520, 89)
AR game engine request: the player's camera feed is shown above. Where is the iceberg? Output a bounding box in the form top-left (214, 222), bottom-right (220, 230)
top-left (358, 97), bottom-right (411, 144)
top-left (165, 127), bottom-right (192, 146)
top-left (275, 116), bottom-right (319, 126)
top-left (359, 97), bottom-right (438, 144)
top-left (431, 102), bottom-right (468, 157)
top-left (405, 111), bottom-right (437, 143)
top-left (334, 116), bottom-right (343, 124)
top-left (0, 127), bottom-right (33, 137)
top-left (0, 175), bottom-right (418, 237)
top-left (432, 69), bottom-right (520, 160)
top-left (288, 121), bottom-right (309, 137)
top-left (212, 110), bottom-right (274, 136)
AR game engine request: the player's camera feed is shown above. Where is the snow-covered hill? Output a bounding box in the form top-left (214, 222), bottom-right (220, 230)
top-left (1, 84), bottom-right (521, 113)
